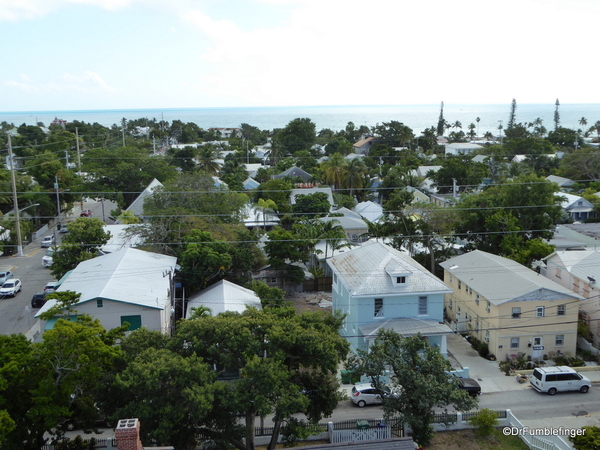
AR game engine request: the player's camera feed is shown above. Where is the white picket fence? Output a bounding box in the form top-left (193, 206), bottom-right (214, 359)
top-left (327, 422), bottom-right (390, 443)
top-left (505, 410), bottom-right (571, 450)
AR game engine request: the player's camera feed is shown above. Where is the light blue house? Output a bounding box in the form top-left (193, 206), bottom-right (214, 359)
top-left (327, 241), bottom-right (453, 355)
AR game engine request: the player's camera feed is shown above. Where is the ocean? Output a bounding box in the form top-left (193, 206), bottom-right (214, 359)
top-left (1, 103), bottom-right (599, 136)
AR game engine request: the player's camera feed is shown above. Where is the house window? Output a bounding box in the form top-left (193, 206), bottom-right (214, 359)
top-left (270, 277), bottom-right (277, 283)
top-left (475, 319), bottom-right (479, 331)
top-left (555, 335), bottom-right (564, 346)
top-left (469, 287), bottom-right (472, 295)
top-left (512, 307), bottom-right (521, 319)
top-left (121, 315), bottom-right (142, 331)
top-left (457, 305), bottom-right (461, 314)
top-left (418, 296), bottom-right (428, 315)
top-left (557, 305), bottom-right (565, 316)
top-left (556, 268), bottom-right (562, 279)
top-left (449, 299), bottom-right (453, 309)
top-left (374, 298), bottom-right (384, 317)
top-left (396, 276), bottom-right (406, 284)
top-left (486, 301), bottom-right (491, 313)
top-left (333, 273), bottom-right (337, 284)
top-left (458, 280), bottom-right (462, 290)
top-left (485, 330), bottom-right (490, 342)
top-left (510, 337), bottom-right (520, 349)
top-left (536, 306), bottom-right (545, 318)
top-left (97, 299), bottom-right (103, 308)
top-left (449, 274), bottom-right (453, 283)
top-left (475, 294), bottom-right (480, 306)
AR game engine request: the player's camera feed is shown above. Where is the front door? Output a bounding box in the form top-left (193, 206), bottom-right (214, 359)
top-left (532, 336), bottom-right (543, 360)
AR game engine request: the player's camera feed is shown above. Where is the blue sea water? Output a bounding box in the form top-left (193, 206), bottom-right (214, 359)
top-left (1, 104), bottom-right (599, 136)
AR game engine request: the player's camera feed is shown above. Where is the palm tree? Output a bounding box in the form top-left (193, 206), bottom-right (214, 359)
top-left (483, 131), bottom-right (494, 141)
top-left (475, 117), bottom-right (481, 138)
top-left (257, 198), bottom-right (277, 229)
top-left (579, 117), bottom-right (588, 128)
top-left (452, 120), bottom-right (462, 130)
top-left (467, 123), bottom-right (476, 140)
top-left (320, 153), bottom-right (345, 190)
top-left (318, 219), bottom-right (348, 259)
top-left (341, 158), bottom-right (368, 197)
top-left (195, 146), bottom-right (221, 175)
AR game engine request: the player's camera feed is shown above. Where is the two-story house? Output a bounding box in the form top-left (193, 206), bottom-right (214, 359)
top-left (543, 250), bottom-right (600, 347)
top-left (327, 241), bottom-right (453, 354)
top-left (441, 250), bottom-right (582, 360)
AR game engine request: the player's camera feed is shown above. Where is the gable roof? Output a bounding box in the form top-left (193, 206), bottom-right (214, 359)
top-left (544, 250), bottom-right (600, 282)
top-left (440, 250), bottom-right (582, 305)
top-left (546, 175), bottom-right (574, 188)
top-left (272, 166), bottom-right (313, 181)
top-left (353, 201), bottom-right (384, 223)
top-left (101, 224), bottom-right (145, 253)
top-left (49, 248), bottom-right (176, 309)
top-left (327, 241), bottom-right (451, 297)
top-left (186, 280), bottom-right (261, 317)
top-left (125, 178), bottom-right (163, 217)
top-left (290, 187), bottom-right (334, 207)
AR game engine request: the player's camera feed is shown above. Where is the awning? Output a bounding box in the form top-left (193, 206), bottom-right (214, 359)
top-left (359, 317), bottom-right (454, 340)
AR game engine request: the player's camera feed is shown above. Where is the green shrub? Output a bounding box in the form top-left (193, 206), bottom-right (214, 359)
top-left (469, 409), bottom-right (499, 436)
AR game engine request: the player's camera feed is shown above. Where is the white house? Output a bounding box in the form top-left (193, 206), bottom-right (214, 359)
top-left (186, 280), bottom-right (262, 318)
top-left (125, 178), bottom-right (163, 220)
top-left (444, 143), bottom-right (483, 156)
top-left (560, 193), bottom-right (596, 222)
top-left (36, 248), bottom-right (177, 334)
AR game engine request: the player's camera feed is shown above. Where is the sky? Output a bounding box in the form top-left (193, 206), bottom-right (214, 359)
top-left (1, 0), bottom-right (599, 112)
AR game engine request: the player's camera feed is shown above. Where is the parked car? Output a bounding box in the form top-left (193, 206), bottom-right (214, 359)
top-left (80, 210), bottom-right (92, 217)
top-left (41, 235), bottom-right (55, 248)
top-left (350, 382), bottom-right (395, 408)
top-left (42, 248), bottom-right (55, 267)
top-left (59, 224), bottom-right (69, 234)
top-left (456, 377), bottom-right (481, 397)
top-left (31, 292), bottom-right (47, 308)
top-left (44, 281), bottom-right (58, 294)
top-left (0, 270), bottom-right (13, 284)
top-left (530, 366), bottom-right (591, 395)
top-left (0, 279), bottom-right (22, 297)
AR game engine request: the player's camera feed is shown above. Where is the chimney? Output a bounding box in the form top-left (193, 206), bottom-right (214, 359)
top-left (115, 418), bottom-right (143, 450)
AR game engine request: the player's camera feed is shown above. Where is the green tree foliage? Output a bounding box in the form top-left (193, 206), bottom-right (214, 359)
top-left (372, 121), bottom-right (414, 148)
top-left (468, 408), bottom-right (499, 437)
top-left (141, 172), bottom-right (249, 254)
top-left (0, 317), bottom-right (123, 450)
top-left (560, 149), bottom-right (600, 181)
top-left (254, 179), bottom-right (293, 214)
top-left (292, 192), bottom-right (331, 218)
top-left (324, 137), bottom-right (353, 156)
top-left (170, 307), bottom-right (349, 450)
top-left (570, 426), bottom-right (600, 450)
top-left (248, 280), bottom-right (286, 308)
top-left (51, 218), bottom-right (111, 280)
top-left (240, 123), bottom-right (268, 146)
top-left (547, 127), bottom-right (581, 149)
top-left (264, 227), bottom-right (308, 268)
top-left (178, 230), bottom-right (233, 294)
top-left (347, 331), bottom-right (477, 447)
top-left (82, 146), bottom-right (177, 206)
top-left (113, 348), bottom-right (216, 450)
top-left (274, 118), bottom-right (317, 155)
top-left (454, 175), bottom-right (563, 261)
top-left (428, 155), bottom-right (490, 194)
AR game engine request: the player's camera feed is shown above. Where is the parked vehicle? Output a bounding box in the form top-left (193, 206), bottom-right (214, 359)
top-left (31, 292), bottom-right (47, 308)
top-left (456, 377), bottom-right (481, 397)
top-left (44, 281), bottom-right (58, 294)
top-left (42, 248), bottom-right (55, 267)
top-left (350, 382), bottom-right (395, 407)
top-left (0, 270), bottom-right (13, 284)
top-left (530, 366), bottom-right (591, 395)
top-left (80, 210), bottom-right (92, 217)
top-left (0, 279), bottom-right (22, 297)
top-left (41, 235), bottom-right (55, 248)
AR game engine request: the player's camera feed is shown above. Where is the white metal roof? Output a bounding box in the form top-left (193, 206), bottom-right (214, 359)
top-left (440, 250), bottom-right (582, 305)
top-left (125, 178), bottom-right (163, 217)
top-left (38, 248), bottom-right (177, 314)
top-left (545, 250), bottom-right (600, 284)
top-left (186, 280), bottom-right (261, 317)
top-left (327, 241), bottom-right (451, 297)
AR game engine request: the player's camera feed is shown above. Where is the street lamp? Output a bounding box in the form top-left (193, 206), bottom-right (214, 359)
top-left (54, 176), bottom-right (70, 227)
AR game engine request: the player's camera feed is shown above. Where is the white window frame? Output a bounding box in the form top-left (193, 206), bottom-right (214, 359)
top-left (418, 296), bottom-right (428, 315)
top-left (475, 293), bottom-right (480, 306)
top-left (374, 298), bottom-right (384, 318)
top-left (512, 307), bottom-right (521, 319)
top-left (557, 304), bottom-right (565, 316)
top-left (536, 306), bottom-right (545, 318)
top-left (510, 337), bottom-right (520, 349)
top-left (486, 301), bottom-right (491, 313)
top-left (555, 335), bottom-right (564, 346)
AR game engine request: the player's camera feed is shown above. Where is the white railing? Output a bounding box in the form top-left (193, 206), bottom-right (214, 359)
top-left (327, 422), bottom-right (390, 443)
top-left (506, 410), bottom-right (571, 450)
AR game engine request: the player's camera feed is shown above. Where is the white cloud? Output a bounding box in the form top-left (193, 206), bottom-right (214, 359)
top-left (4, 71), bottom-right (115, 94)
top-left (0, 0), bottom-right (145, 20)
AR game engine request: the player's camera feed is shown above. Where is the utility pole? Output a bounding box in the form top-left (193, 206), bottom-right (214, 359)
top-left (76, 127), bottom-right (84, 211)
top-left (7, 135), bottom-right (23, 257)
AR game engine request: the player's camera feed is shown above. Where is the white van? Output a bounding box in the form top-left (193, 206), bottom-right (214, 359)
top-left (530, 366), bottom-right (591, 395)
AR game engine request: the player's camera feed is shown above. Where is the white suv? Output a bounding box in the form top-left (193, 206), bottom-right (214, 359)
top-left (530, 366), bottom-right (591, 395)
top-left (42, 248), bottom-right (55, 267)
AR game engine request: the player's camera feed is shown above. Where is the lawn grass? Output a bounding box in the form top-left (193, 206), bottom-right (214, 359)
top-left (426, 428), bottom-right (531, 449)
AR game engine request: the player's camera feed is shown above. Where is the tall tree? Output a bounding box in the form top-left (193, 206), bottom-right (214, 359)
top-left (170, 307), bottom-right (349, 450)
top-left (436, 101), bottom-right (445, 136)
top-left (554, 98), bottom-right (561, 130)
top-left (507, 98), bottom-right (517, 129)
top-left (348, 331), bottom-right (477, 447)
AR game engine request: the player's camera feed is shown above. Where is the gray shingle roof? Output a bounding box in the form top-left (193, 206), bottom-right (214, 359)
top-left (441, 250), bottom-right (582, 305)
top-left (327, 241), bottom-right (451, 296)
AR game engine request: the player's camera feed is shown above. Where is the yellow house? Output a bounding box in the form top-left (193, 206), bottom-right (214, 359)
top-left (440, 250), bottom-right (582, 360)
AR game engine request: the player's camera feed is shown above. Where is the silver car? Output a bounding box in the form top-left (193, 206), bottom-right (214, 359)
top-left (0, 270), bottom-right (13, 284)
top-left (350, 383), bottom-right (389, 407)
